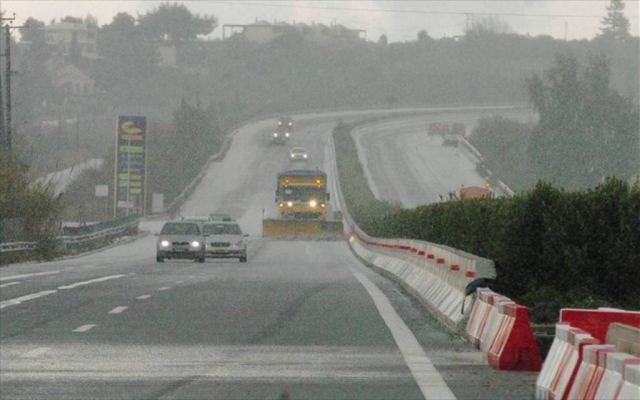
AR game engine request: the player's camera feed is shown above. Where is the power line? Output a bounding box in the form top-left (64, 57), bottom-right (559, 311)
top-left (211, 1), bottom-right (640, 20)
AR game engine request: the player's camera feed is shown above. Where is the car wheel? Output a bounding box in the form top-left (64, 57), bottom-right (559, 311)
top-left (156, 255), bottom-right (164, 263)
top-left (239, 254), bottom-right (247, 263)
top-left (197, 256), bottom-right (206, 263)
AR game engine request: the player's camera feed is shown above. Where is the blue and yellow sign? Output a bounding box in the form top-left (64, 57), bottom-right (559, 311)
top-left (114, 116), bottom-right (147, 217)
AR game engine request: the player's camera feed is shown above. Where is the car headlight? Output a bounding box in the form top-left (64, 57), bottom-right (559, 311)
top-left (234, 240), bottom-right (244, 247)
top-left (303, 154), bottom-right (307, 158)
top-left (309, 200), bottom-right (318, 208)
top-left (278, 121), bottom-right (282, 126)
top-left (285, 132), bottom-right (290, 137)
top-left (321, 203), bottom-right (326, 208)
top-left (287, 201), bottom-right (293, 207)
top-left (190, 241), bottom-right (201, 248)
top-left (160, 240), bottom-right (170, 248)
top-left (288, 122), bottom-right (293, 126)
top-left (279, 202), bottom-right (284, 207)
top-left (273, 132), bottom-right (278, 137)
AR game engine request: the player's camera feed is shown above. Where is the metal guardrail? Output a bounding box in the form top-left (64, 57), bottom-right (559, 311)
top-left (0, 219), bottom-right (139, 254)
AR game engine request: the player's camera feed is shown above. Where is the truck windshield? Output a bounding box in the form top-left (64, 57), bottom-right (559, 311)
top-left (282, 186), bottom-right (325, 202)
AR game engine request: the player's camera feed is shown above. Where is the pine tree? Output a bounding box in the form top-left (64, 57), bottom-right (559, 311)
top-left (600, 0), bottom-right (630, 40)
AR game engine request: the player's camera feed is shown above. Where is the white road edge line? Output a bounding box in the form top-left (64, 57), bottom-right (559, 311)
top-left (21, 347), bottom-right (51, 358)
top-left (0, 270), bottom-right (60, 282)
top-left (0, 290), bottom-right (58, 310)
top-left (73, 324), bottom-right (96, 333)
top-left (108, 306), bottom-right (128, 314)
top-left (136, 294), bottom-right (152, 300)
top-left (352, 272), bottom-right (456, 400)
top-left (58, 274), bottom-right (126, 290)
top-left (0, 281), bottom-right (22, 288)
top-left (157, 287), bottom-right (171, 291)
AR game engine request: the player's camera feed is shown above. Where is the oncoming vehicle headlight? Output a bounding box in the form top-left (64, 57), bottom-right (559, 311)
top-left (288, 122), bottom-right (293, 126)
top-left (303, 154), bottom-right (308, 159)
top-left (190, 241), bottom-right (201, 248)
top-left (321, 203), bottom-right (326, 208)
top-left (273, 132), bottom-right (278, 137)
top-left (287, 201), bottom-right (293, 207)
top-left (279, 202), bottom-right (284, 207)
top-left (309, 200), bottom-right (318, 208)
top-left (160, 240), bottom-right (170, 248)
top-left (285, 132), bottom-right (290, 137)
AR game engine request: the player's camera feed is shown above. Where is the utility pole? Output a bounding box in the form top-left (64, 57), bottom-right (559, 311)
top-left (1, 17), bottom-right (24, 154)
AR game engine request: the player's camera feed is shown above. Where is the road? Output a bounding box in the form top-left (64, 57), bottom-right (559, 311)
top-left (352, 108), bottom-right (535, 207)
top-left (0, 109), bottom-right (536, 399)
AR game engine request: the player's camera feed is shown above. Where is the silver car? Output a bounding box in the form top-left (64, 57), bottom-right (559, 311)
top-left (156, 221), bottom-right (206, 263)
top-left (203, 221), bottom-right (248, 263)
top-left (289, 147), bottom-right (309, 161)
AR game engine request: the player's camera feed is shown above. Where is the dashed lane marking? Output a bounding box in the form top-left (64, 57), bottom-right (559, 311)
top-left (0, 281), bottom-right (21, 288)
top-left (136, 294), bottom-right (152, 300)
top-left (0, 290), bottom-right (58, 310)
top-left (352, 272), bottom-right (456, 400)
top-left (157, 287), bottom-right (171, 291)
top-left (58, 274), bottom-right (126, 290)
top-left (108, 306), bottom-right (128, 314)
top-left (21, 347), bottom-right (51, 358)
top-left (176, 280), bottom-right (184, 284)
top-left (0, 271), bottom-right (60, 282)
top-left (72, 324), bottom-right (96, 333)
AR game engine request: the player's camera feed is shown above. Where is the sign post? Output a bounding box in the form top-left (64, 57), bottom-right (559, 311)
top-left (114, 116), bottom-right (147, 218)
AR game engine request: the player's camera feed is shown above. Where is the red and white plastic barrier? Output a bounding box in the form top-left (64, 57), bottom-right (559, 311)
top-left (535, 309), bottom-right (640, 400)
top-left (465, 287), bottom-right (541, 371)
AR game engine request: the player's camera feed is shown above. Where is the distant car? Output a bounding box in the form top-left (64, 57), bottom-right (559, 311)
top-left (289, 147), bottom-right (309, 161)
top-left (156, 221), bottom-right (205, 263)
top-left (203, 221), bottom-right (248, 263)
top-left (443, 133), bottom-right (459, 147)
top-left (209, 213), bottom-right (233, 222)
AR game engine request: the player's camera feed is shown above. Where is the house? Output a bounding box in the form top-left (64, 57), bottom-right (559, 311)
top-left (223, 20), bottom-right (366, 43)
top-left (45, 18), bottom-right (99, 60)
top-left (45, 58), bottom-right (95, 97)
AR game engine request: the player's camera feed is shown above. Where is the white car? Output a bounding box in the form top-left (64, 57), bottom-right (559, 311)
top-left (289, 147), bottom-right (309, 161)
top-left (203, 221), bottom-right (248, 263)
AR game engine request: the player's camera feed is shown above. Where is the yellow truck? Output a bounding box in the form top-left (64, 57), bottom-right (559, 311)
top-left (263, 169), bottom-right (342, 237)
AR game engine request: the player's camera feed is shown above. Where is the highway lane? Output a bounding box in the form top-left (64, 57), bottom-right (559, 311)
top-left (1, 108), bottom-right (537, 399)
top-left (353, 109), bottom-right (535, 207)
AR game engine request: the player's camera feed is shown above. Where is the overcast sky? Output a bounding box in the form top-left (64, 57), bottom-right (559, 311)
top-left (4, 0), bottom-right (640, 41)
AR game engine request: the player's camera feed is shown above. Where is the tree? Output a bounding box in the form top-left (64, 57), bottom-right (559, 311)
top-left (527, 54), bottom-right (639, 188)
top-left (138, 2), bottom-right (217, 43)
top-left (378, 34), bottom-right (388, 46)
top-left (417, 30), bottom-right (431, 42)
top-left (466, 15), bottom-right (511, 36)
top-left (95, 12), bottom-right (158, 89)
top-left (600, 0), bottom-right (630, 40)
top-left (19, 18), bottom-right (45, 45)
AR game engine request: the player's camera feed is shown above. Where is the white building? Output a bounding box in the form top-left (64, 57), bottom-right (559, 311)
top-left (45, 18), bottom-right (99, 60)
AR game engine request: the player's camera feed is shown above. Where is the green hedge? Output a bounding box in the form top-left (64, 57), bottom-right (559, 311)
top-left (333, 123), bottom-right (640, 322)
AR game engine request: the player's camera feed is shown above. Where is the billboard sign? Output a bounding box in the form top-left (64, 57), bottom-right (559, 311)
top-left (114, 116), bottom-right (147, 217)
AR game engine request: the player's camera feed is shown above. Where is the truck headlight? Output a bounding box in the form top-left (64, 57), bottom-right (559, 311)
top-left (287, 201), bottom-right (293, 207)
top-left (190, 241), bottom-right (201, 248)
top-left (309, 200), bottom-right (318, 208)
top-left (160, 240), bottom-right (170, 248)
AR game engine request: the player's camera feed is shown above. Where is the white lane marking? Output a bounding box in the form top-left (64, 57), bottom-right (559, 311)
top-left (72, 324), bottom-right (96, 333)
top-left (0, 290), bottom-right (58, 310)
top-left (58, 274), bottom-right (126, 290)
top-left (21, 347), bottom-right (51, 358)
top-left (352, 272), bottom-right (456, 400)
top-left (0, 270), bottom-right (60, 282)
top-left (136, 294), bottom-right (152, 300)
top-left (176, 280), bottom-right (184, 284)
top-left (157, 287), bottom-right (171, 291)
top-left (0, 281), bottom-right (22, 288)
top-left (108, 306), bottom-right (128, 314)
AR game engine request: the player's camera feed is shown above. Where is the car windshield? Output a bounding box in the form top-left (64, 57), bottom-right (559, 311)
top-left (203, 223), bottom-right (241, 235)
top-left (161, 223), bottom-right (200, 235)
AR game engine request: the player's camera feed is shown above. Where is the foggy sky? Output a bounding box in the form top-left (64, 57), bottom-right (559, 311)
top-left (4, 0), bottom-right (640, 41)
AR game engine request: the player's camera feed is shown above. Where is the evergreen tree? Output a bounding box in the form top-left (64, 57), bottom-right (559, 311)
top-left (600, 0), bottom-right (630, 40)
